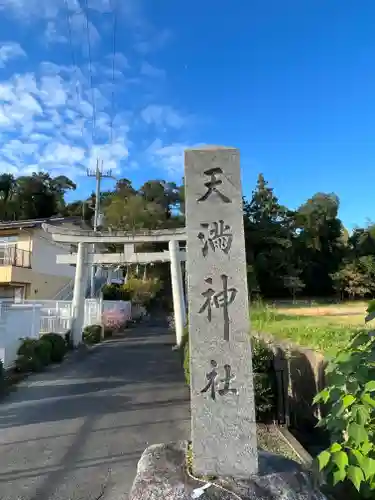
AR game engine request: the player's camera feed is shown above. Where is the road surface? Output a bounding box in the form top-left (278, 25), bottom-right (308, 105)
top-left (0, 321), bottom-right (190, 500)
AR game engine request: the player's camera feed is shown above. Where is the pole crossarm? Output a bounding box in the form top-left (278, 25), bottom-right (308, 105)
top-left (42, 223), bottom-right (187, 243)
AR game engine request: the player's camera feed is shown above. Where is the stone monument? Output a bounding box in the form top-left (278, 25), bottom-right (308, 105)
top-left (184, 146), bottom-right (258, 478)
top-left (128, 146), bottom-right (327, 500)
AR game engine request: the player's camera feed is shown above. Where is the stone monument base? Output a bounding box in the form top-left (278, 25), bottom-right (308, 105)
top-left (128, 442), bottom-right (327, 500)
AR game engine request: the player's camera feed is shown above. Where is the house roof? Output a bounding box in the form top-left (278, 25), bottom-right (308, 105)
top-left (0, 216), bottom-right (85, 231)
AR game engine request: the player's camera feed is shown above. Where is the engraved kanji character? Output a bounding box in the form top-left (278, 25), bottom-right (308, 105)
top-left (197, 220), bottom-right (233, 257)
top-left (198, 275), bottom-right (238, 341)
top-left (197, 168), bottom-right (231, 203)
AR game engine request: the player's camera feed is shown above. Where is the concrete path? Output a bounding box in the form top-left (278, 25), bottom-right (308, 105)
top-left (0, 321), bottom-right (190, 500)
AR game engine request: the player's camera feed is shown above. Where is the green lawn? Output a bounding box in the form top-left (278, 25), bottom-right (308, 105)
top-left (250, 305), bottom-right (371, 355)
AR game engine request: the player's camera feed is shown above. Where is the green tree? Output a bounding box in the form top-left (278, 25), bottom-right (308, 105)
top-left (294, 193), bottom-right (344, 296)
top-left (139, 180), bottom-right (182, 219)
top-left (0, 172), bottom-right (76, 221)
top-left (0, 173), bottom-right (16, 220)
top-left (331, 257), bottom-right (375, 300)
top-left (104, 194), bottom-right (166, 231)
top-left (350, 225), bottom-right (375, 258)
top-left (243, 174), bottom-right (296, 297)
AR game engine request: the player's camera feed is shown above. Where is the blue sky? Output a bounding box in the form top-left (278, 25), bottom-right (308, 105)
top-left (0, 0), bottom-right (374, 230)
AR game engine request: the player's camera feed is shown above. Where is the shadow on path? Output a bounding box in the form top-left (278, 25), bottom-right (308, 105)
top-left (0, 319), bottom-right (190, 500)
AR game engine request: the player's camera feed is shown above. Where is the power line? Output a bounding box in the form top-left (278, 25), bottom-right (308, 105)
top-left (110, 0), bottom-right (118, 145)
top-left (82, 0), bottom-right (97, 144)
top-left (63, 0), bottom-right (85, 135)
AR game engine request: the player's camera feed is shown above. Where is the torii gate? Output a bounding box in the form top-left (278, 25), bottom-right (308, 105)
top-left (42, 224), bottom-right (187, 347)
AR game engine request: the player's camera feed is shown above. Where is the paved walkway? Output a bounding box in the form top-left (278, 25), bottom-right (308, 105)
top-left (0, 321), bottom-right (190, 500)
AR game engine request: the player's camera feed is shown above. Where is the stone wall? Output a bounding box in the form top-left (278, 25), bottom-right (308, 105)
top-left (253, 331), bottom-right (327, 427)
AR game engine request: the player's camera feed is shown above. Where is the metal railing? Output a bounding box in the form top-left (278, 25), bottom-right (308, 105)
top-left (0, 247), bottom-right (31, 268)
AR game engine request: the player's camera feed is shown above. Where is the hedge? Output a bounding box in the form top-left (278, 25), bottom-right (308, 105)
top-left (83, 324), bottom-right (102, 344)
top-left (42, 333), bottom-right (67, 362)
top-left (15, 333), bottom-right (68, 373)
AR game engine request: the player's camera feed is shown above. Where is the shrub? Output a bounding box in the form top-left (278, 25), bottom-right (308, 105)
top-left (182, 330), bottom-right (276, 421)
top-left (123, 277), bottom-right (161, 308)
top-left (35, 338), bottom-right (52, 366)
top-left (252, 338), bottom-right (277, 421)
top-left (64, 330), bottom-right (73, 350)
top-left (16, 338), bottom-right (52, 373)
top-left (314, 302), bottom-right (375, 497)
top-left (83, 324), bottom-right (102, 344)
top-left (42, 333), bottom-right (67, 362)
top-left (104, 326), bottom-right (114, 339)
top-left (102, 283), bottom-right (131, 301)
top-left (102, 309), bottom-right (129, 331)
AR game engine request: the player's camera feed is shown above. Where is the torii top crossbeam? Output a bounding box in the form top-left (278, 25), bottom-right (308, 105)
top-left (42, 223), bottom-right (187, 243)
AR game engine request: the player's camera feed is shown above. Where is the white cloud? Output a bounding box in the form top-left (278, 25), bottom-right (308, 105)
top-left (39, 75), bottom-right (67, 107)
top-left (0, 58), bottom-right (133, 179)
top-left (70, 11), bottom-right (101, 49)
top-left (0, 160), bottom-right (19, 174)
top-left (29, 132), bottom-right (50, 142)
top-left (0, 3), bottom-right (192, 181)
top-left (108, 52), bottom-right (129, 69)
top-left (140, 61), bottom-right (165, 78)
top-left (41, 143), bottom-right (85, 165)
top-left (141, 105), bottom-right (186, 129)
top-left (0, 41), bottom-right (25, 67)
top-left (134, 28), bottom-right (172, 54)
top-left (87, 0), bottom-right (112, 13)
top-left (45, 21), bottom-right (68, 44)
top-left (146, 138), bottom-right (190, 176)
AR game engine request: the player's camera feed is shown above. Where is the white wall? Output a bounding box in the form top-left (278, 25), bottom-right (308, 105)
top-left (0, 303), bottom-right (41, 369)
top-left (31, 229), bottom-right (75, 278)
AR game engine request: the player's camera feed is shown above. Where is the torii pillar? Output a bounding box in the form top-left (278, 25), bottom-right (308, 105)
top-left (169, 240), bottom-right (186, 346)
top-left (71, 242), bottom-right (87, 347)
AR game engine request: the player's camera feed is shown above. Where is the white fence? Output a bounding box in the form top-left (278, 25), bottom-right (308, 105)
top-left (0, 302), bottom-right (41, 369)
top-left (0, 298), bottom-right (134, 369)
top-left (35, 300), bottom-right (73, 334)
top-left (24, 299), bottom-right (133, 334)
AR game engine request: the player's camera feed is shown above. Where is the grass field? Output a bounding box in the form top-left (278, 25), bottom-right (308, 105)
top-left (250, 300), bottom-right (371, 355)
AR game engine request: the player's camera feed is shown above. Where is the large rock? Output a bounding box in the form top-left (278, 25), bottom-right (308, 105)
top-left (128, 442), bottom-right (327, 500)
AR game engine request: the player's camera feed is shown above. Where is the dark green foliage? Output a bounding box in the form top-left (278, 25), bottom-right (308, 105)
top-left (252, 338), bottom-right (277, 420)
top-left (83, 325), bottom-right (102, 344)
top-left (64, 330), bottom-right (73, 350)
top-left (41, 333), bottom-right (67, 362)
top-left (35, 338), bottom-right (52, 366)
top-left (103, 326), bottom-right (114, 339)
top-left (182, 331), bottom-right (276, 422)
top-left (102, 284), bottom-right (131, 301)
top-left (16, 338), bottom-right (52, 373)
top-left (0, 172), bottom-right (76, 221)
top-left (243, 176), bottom-right (346, 298)
top-left (3, 169), bottom-right (375, 301)
top-left (314, 317), bottom-right (375, 496)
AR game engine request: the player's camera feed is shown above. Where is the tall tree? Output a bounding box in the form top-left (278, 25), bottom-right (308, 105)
top-left (139, 180), bottom-right (182, 219)
top-left (0, 172), bottom-right (76, 221)
top-left (243, 174), bottom-right (296, 297)
top-left (294, 193), bottom-right (344, 296)
top-left (0, 174), bottom-right (16, 220)
top-left (104, 194), bottom-right (166, 231)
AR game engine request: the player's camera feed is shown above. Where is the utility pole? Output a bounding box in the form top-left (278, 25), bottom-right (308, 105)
top-left (87, 159), bottom-right (114, 297)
